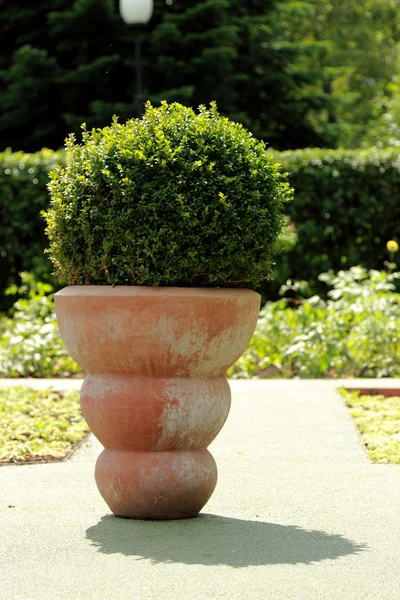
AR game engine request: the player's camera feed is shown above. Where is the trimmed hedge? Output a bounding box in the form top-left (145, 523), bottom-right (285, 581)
top-left (0, 149), bottom-right (65, 309)
top-left (1, 145), bottom-right (400, 305)
top-left (44, 103), bottom-right (291, 288)
top-left (275, 148), bottom-right (400, 293)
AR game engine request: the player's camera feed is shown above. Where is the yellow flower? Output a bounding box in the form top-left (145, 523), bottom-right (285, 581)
top-left (387, 240), bottom-right (399, 253)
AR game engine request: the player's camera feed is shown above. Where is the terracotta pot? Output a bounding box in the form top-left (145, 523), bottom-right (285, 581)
top-left (55, 287), bottom-right (260, 519)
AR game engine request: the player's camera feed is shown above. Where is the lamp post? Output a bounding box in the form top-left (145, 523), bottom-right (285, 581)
top-left (119, 0), bottom-right (154, 118)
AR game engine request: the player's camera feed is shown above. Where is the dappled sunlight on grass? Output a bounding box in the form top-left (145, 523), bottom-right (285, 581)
top-left (0, 386), bottom-right (88, 463)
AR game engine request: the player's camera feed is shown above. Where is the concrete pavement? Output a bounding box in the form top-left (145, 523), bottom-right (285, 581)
top-left (1, 379), bottom-right (400, 600)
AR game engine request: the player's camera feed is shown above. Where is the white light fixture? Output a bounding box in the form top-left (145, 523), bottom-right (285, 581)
top-left (119, 0), bottom-right (154, 25)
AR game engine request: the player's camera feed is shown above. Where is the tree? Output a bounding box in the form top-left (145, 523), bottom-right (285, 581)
top-left (276, 0), bottom-right (400, 146)
top-left (361, 74), bottom-right (400, 148)
top-left (0, 0), bottom-right (127, 150)
top-left (148, 0), bottom-right (339, 148)
top-left (0, 0), bottom-right (342, 151)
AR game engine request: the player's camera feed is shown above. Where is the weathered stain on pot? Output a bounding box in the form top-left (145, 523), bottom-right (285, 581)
top-left (80, 374), bottom-right (231, 451)
top-left (55, 287), bottom-right (260, 377)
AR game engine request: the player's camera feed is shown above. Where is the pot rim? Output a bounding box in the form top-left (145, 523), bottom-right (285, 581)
top-left (55, 285), bottom-right (261, 299)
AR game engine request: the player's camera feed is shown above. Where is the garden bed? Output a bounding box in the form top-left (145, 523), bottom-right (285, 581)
top-left (0, 386), bottom-right (89, 465)
top-left (340, 388), bottom-right (400, 464)
top-left (344, 388), bottom-right (400, 398)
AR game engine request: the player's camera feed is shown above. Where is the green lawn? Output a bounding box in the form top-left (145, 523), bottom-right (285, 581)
top-left (0, 386), bottom-right (88, 464)
top-left (341, 389), bottom-right (400, 464)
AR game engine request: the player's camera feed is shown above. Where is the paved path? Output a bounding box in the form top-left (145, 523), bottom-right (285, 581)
top-left (1, 379), bottom-right (400, 600)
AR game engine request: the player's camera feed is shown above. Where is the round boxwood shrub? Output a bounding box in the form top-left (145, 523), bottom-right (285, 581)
top-left (44, 102), bottom-right (292, 288)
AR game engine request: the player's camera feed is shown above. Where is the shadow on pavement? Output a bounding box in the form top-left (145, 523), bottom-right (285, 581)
top-left (86, 513), bottom-right (367, 567)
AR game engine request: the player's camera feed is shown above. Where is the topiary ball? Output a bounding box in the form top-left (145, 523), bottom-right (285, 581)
top-left (44, 102), bottom-right (292, 288)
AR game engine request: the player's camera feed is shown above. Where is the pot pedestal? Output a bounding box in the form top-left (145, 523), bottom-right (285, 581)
top-left (55, 286), bottom-right (260, 519)
top-left (81, 373), bottom-right (230, 519)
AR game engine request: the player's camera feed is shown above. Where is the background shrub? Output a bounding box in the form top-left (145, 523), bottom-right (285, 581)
top-left (44, 102), bottom-right (291, 288)
top-left (0, 273), bottom-right (81, 378)
top-left (230, 267), bottom-right (400, 379)
top-left (0, 148), bottom-right (65, 310)
top-left (273, 147), bottom-right (400, 296)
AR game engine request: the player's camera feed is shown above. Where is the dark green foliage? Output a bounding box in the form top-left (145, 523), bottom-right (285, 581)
top-left (0, 0), bottom-right (338, 152)
top-left (149, 0), bottom-right (337, 149)
top-left (0, 0), bottom-right (130, 151)
top-left (0, 46), bottom-right (62, 151)
top-left (277, 147), bottom-right (400, 293)
top-left (44, 103), bottom-right (291, 288)
top-left (0, 149), bottom-right (65, 310)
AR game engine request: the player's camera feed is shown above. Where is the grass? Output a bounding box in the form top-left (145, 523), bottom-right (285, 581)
top-left (341, 389), bottom-right (400, 464)
top-left (0, 386), bottom-right (88, 464)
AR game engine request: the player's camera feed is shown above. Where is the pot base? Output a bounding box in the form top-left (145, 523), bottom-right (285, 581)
top-left (114, 512), bottom-right (200, 521)
top-left (95, 449), bottom-right (217, 520)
